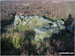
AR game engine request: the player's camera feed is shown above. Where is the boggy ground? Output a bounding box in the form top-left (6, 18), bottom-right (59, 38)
top-left (1, 0), bottom-right (74, 56)
top-left (1, 28), bottom-right (74, 55)
top-left (1, 15), bottom-right (74, 55)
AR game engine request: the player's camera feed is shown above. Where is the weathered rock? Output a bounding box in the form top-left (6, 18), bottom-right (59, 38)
top-left (12, 15), bottom-right (66, 45)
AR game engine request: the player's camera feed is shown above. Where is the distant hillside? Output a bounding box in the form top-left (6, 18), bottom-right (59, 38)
top-left (1, 0), bottom-right (75, 21)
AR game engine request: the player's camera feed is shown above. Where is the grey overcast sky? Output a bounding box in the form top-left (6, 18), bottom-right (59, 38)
top-left (0, 0), bottom-right (75, 1)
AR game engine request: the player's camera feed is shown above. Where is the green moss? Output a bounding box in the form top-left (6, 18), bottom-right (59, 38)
top-left (13, 36), bottom-right (20, 48)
